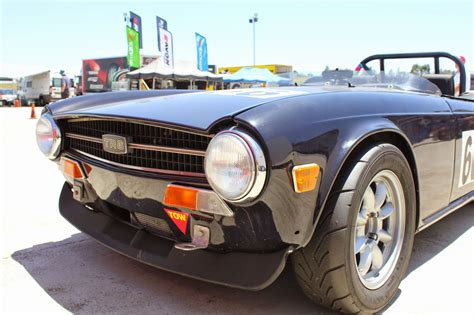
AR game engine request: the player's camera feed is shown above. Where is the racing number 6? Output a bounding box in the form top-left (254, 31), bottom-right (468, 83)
top-left (462, 135), bottom-right (472, 186)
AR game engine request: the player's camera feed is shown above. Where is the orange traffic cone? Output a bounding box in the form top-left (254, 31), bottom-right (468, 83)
top-left (14, 99), bottom-right (20, 107)
top-left (30, 102), bottom-right (37, 119)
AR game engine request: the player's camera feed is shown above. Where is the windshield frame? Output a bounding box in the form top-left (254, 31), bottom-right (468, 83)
top-left (302, 70), bottom-right (442, 95)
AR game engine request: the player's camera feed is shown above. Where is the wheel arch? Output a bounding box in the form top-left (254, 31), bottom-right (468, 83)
top-left (307, 128), bottom-right (421, 247)
top-left (346, 131), bottom-right (420, 227)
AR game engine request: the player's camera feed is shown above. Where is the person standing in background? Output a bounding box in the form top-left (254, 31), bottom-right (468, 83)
top-left (454, 56), bottom-right (471, 96)
top-left (60, 70), bottom-right (71, 99)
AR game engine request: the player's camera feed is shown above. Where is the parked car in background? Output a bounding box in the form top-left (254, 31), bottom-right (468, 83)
top-left (37, 52), bottom-right (474, 314)
top-left (0, 77), bottom-right (18, 105)
top-left (0, 89), bottom-right (17, 106)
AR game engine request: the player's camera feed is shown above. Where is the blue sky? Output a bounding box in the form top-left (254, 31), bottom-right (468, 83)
top-left (1, 0), bottom-right (472, 77)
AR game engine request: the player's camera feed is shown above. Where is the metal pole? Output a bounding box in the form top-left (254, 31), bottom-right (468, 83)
top-left (249, 13), bottom-right (258, 66)
top-left (253, 21), bottom-right (256, 65)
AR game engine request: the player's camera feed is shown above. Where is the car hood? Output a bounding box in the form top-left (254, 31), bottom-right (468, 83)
top-left (49, 88), bottom-right (328, 131)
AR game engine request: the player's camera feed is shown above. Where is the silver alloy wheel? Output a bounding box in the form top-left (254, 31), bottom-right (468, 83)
top-left (353, 170), bottom-right (405, 290)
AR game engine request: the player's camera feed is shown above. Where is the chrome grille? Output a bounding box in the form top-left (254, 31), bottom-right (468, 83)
top-left (62, 118), bottom-right (211, 176)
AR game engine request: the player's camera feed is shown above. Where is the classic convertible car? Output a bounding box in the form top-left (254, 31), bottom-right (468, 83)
top-left (37, 52), bottom-right (473, 313)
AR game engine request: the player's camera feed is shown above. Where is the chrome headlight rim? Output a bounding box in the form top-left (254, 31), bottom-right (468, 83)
top-left (205, 128), bottom-right (267, 204)
top-left (36, 113), bottom-right (62, 160)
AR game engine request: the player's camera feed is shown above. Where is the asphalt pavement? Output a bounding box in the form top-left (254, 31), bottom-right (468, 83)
top-left (1, 107), bottom-right (473, 314)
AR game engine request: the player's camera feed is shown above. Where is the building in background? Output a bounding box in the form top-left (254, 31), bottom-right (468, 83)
top-left (218, 64), bottom-right (293, 74)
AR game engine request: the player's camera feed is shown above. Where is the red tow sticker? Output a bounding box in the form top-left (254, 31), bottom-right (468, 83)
top-left (165, 208), bottom-right (189, 234)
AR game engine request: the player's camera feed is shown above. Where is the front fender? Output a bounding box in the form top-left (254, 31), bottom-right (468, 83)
top-left (234, 112), bottom-right (418, 247)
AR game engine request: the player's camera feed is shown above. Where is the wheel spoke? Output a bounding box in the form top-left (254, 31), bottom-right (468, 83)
top-left (363, 187), bottom-right (375, 212)
top-left (374, 182), bottom-right (388, 210)
top-left (356, 225), bottom-right (366, 237)
top-left (371, 243), bottom-right (384, 270)
top-left (358, 247), bottom-right (372, 276)
top-left (356, 213), bottom-right (367, 226)
top-left (380, 202), bottom-right (394, 219)
top-left (355, 236), bottom-right (367, 254)
top-left (377, 229), bottom-right (393, 244)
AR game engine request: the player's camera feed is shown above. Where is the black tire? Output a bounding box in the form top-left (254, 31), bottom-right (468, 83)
top-left (292, 143), bottom-right (416, 314)
top-left (38, 97), bottom-right (45, 107)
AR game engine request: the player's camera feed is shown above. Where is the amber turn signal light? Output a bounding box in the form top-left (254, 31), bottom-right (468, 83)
top-left (164, 185), bottom-right (198, 210)
top-left (292, 163), bottom-right (320, 193)
top-left (62, 159), bottom-right (85, 179)
top-left (163, 184), bottom-right (234, 216)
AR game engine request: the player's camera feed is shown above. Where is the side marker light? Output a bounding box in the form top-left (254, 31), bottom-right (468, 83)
top-left (292, 163), bottom-right (320, 193)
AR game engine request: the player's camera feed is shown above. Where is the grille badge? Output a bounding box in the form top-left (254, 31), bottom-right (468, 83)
top-left (102, 134), bottom-right (128, 154)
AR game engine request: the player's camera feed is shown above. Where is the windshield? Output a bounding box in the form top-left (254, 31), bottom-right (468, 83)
top-left (0, 89), bottom-right (14, 95)
top-left (52, 78), bottom-right (62, 87)
top-left (302, 70), bottom-right (442, 95)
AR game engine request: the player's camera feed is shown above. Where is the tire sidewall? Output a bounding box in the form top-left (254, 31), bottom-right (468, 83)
top-left (345, 145), bottom-right (416, 311)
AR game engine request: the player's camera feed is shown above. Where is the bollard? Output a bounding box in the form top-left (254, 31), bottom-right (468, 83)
top-left (30, 102), bottom-right (37, 119)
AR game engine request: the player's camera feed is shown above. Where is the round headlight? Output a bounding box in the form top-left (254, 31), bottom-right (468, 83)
top-left (205, 130), bottom-right (266, 202)
top-left (36, 113), bottom-right (62, 159)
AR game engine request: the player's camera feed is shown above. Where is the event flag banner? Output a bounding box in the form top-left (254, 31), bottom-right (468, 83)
top-left (129, 11), bottom-right (143, 48)
top-left (156, 16), bottom-right (168, 52)
top-left (159, 28), bottom-right (174, 69)
top-left (126, 26), bottom-right (140, 69)
top-left (195, 33), bottom-right (208, 72)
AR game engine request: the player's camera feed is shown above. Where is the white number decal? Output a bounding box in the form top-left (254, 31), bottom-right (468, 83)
top-left (459, 130), bottom-right (474, 187)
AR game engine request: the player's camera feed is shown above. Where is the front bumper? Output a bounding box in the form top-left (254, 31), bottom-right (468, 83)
top-left (59, 182), bottom-right (292, 290)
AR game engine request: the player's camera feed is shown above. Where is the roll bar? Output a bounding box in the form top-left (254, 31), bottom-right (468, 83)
top-left (359, 52), bottom-right (467, 94)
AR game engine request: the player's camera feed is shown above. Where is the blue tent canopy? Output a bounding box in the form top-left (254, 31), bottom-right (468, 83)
top-left (223, 67), bottom-right (291, 84)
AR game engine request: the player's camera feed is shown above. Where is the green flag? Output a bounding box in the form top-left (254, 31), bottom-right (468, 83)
top-left (126, 26), bottom-right (140, 69)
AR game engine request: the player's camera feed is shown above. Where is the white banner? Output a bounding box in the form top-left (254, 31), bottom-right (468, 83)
top-left (159, 29), bottom-right (174, 69)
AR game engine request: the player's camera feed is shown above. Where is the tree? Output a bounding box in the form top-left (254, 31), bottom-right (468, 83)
top-left (411, 64), bottom-right (431, 75)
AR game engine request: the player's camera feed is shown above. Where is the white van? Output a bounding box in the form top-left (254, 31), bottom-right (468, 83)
top-left (20, 70), bottom-right (75, 106)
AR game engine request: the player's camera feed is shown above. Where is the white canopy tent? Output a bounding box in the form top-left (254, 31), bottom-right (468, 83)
top-left (127, 59), bottom-right (222, 81)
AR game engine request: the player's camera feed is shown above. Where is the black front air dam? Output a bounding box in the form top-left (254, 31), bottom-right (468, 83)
top-left (59, 183), bottom-right (292, 290)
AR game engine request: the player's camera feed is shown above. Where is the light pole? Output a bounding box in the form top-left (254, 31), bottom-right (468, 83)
top-left (249, 13), bottom-right (258, 66)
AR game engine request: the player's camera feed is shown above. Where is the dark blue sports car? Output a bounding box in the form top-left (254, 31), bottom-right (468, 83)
top-left (36, 52), bottom-right (473, 313)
